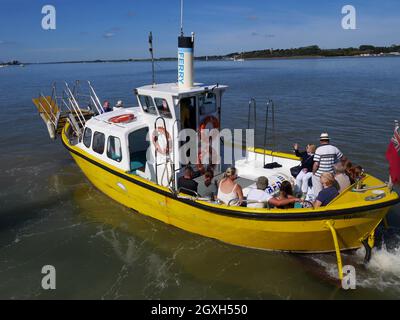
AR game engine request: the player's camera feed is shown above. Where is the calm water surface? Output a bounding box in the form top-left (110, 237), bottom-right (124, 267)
top-left (0, 57), bottom-right (399, 299)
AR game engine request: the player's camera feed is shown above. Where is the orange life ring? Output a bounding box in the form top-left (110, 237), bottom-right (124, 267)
top-left (199, 115), bottom-right (220, 142)
top-left (108, 114), bottom-right (135, 123)
top-left (152, 127), bottom-right (172, 155)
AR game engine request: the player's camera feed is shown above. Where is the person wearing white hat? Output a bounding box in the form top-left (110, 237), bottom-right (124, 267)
top-left (114, 100), bottom-right (124, 109)
top-left (311, 132), bottom-right (344, 197)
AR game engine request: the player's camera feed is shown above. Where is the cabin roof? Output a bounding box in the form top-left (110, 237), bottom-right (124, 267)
top-left (136, 82), bottom-right (227, 97)
top-left (87, 107), bottom-right (146, 134)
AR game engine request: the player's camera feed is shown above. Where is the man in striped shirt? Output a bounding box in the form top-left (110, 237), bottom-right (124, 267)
top-left (312, 133), bottom-right (344, 197)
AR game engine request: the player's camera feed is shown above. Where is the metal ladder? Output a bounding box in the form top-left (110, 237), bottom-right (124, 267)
top-left (33, 81), bottom-right (104, 139)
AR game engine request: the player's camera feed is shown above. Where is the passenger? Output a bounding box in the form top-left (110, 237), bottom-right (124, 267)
top-left (247, 176), bottom-right (272, 208)
top-left (217, 167), bottom-right (243, 206)
top-left (103, 100), bottom-right (111, 113)
top-left (314, 173), bottom-right (339, 208)
top-left (344, 161), bottom-right (354, 183)
top-left (197, 170), bottom-right (217, 199)
top-left (293, 143), bottom-right (316, 196)
top-left (177, 166), bottom-right (198, 196)
top-left (273, 181), bottom-right (297, 209)
top-left (350, 165), bottom-right (364, 181)
top-left (349, 165), bottom-right (364, 187)
top-left (160, 99), bottom-right (171, 117)
top-left (247, 177), bottom-right (301, 209)
top-left (312, 133), bottom-right (344, 197)
top-left (334, 162), bottom-right (351, 193)
top-left (114, 100), bottom-right (124, 109)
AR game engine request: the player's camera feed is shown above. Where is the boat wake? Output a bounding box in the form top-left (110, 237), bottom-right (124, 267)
top-left (310, 230), bottom-right (400, 293)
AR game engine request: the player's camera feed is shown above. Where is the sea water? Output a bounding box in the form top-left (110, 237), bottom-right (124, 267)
top-left (0, 57), bottom-right (399, 299)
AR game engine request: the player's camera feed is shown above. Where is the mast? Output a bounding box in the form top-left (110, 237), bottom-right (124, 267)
top-left (148, 31), bottom-right (155, 86)
top-left (177, 0), bottom-right (194, 89)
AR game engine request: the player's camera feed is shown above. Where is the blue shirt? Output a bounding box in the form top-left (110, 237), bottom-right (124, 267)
top-left (316, 186), bottom-right (339, 206)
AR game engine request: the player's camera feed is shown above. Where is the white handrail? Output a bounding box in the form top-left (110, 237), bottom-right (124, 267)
top-left (65, 82), bottom-right (86, 128)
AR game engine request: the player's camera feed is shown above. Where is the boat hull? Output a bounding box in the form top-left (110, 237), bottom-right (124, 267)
top-left (67, 146), bottom-right (395, 253)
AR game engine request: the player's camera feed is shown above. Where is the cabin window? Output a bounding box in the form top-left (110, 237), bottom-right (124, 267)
top-left (107, 136), bottom-right (122, 162)
top-left (83, 127), bottom-right (92, 148)
top-left (92, 131), bottom-right (105, 154)
top-left (154, 98), bottom-right (172, 118)
top-left (138, 95), bottom-right (158, 115)
top-left (199, 92), bottom-right (216, 115)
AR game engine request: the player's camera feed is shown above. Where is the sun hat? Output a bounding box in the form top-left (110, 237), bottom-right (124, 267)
top-left (320, 132), bottom-right (330, 141)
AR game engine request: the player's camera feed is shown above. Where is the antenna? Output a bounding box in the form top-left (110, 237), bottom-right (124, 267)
top-left (148, 31), bottom-right (155, 86)
top-left (180, 0), bottom-right (184, 36)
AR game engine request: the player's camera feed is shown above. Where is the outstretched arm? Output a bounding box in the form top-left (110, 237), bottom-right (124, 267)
top-left (268, 197), bottom-right (299, 207)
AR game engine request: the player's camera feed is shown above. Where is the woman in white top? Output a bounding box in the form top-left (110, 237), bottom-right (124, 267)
top-left (217, 167), bottom-right (243, 206)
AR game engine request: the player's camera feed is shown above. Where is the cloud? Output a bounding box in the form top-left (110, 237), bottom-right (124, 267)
top-left (250, 32), bottom-right (275, 38)
top-left (103, 32), bottom-right (115, 38)
top-left (102, 27), bottom-right (121, 39)
top-left (0, 40), bottom-right (16, 45)
top-left (247, 15), bottom-right (258, 21)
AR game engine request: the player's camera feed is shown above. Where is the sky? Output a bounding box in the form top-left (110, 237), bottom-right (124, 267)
top-left (0, 0), bottom-right (400, 63)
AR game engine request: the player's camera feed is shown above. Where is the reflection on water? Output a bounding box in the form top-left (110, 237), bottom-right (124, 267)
top-left (0, 58), bottom-right (399, 299)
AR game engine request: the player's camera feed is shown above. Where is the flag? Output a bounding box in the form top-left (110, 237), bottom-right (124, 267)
top-left (386, 121), bottom-right (400, 184)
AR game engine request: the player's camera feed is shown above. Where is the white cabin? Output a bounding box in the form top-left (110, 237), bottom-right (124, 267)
top-left (79, 82), bottom-right (227, 187)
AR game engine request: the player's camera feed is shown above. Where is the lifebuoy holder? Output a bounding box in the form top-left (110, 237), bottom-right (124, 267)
top-left (152, 127), bottom-right (172, 155)
top-left (108, 114), bottom-right (136, 123)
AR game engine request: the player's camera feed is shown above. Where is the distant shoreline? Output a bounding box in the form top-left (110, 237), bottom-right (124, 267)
top-left (2, 44), bottom-right (399, 65)
top-left (2, 55), bottom-right (400, 67)
top-left (19, 55), bottom-right (400, 66)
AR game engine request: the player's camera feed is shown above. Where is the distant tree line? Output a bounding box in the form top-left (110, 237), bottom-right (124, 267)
top-left (224, 44), bottom-right (400, 59)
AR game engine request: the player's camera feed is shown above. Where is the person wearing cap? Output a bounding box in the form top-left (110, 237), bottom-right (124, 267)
top-left (312, 133), bottom-right (344, 197)
top-left (247, 176), bottom-right (301, 208)
top-left (247, 176), bottom-right (272, 208)
top-left (114, 100), bottom-right (124, 109)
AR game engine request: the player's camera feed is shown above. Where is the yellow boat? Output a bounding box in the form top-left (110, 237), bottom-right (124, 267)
top-left (33, 33), bottom-right (399, 280)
